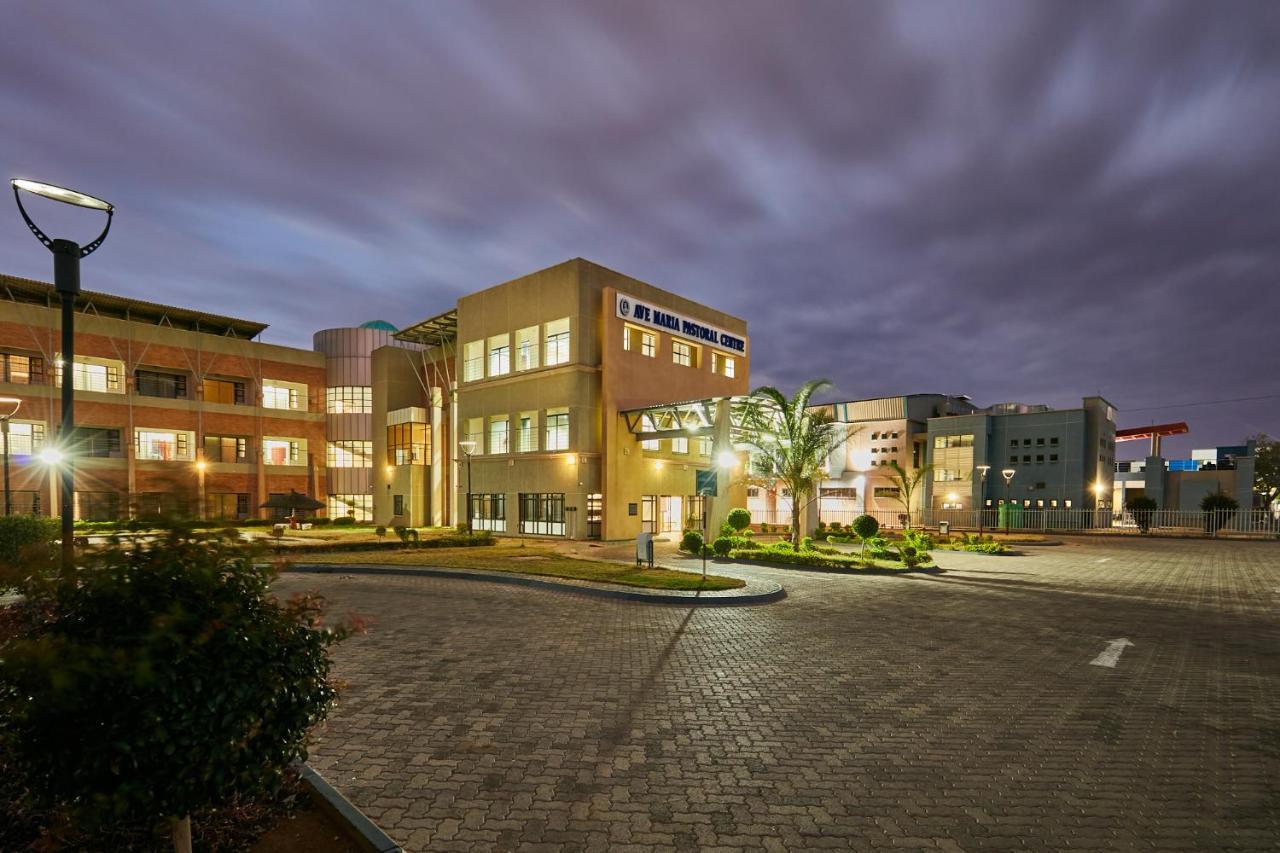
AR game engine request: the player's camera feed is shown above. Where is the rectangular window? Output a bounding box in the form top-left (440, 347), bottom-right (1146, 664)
top-left (873, 486), bottom-right (901, 498)
top-left (488, 417), bottom-right (509, 454)
top-left (1036, 455), bottom-right (1045, 464)
top-left (672, 340), bottom-right (693, 367)
top-left (641, 438), bottom-right (659, 451)
top-left (640, 332), bottom-right (656, 358)
top-left (519, 492), bottom-right (565, 536)
top-left (1050, 454), bottom-right (1059, 463)
top-left (544, 318), bottom-right (570, 366)
top-left (545, 408), bottom-right (569, 451)
top-left (516, 412), bottom-right (537, 452)
top-left (328, 494), bottom-right (372, 523)
top-left (623, 326), bottom-right (658, 358)
top-left (262, 380), bottom-right (306, 411)
top-left (207, 493), bottom-right (250, 520)
top-left (135, 369), bottom-right (188, 399)
top-left (1036, 437), bottom-right (1045, 446)
top-left (671, 437), bottom-right (688, 454)
top-left (487, 333), bottom-right (510, 377)
top-left (57, 359), bottom-right (123, 393)
top-left (205, 434), bottom-right (249, 464)
top-left (934, 434), bottom-right (975, 449)
top-left (1050, 436), bottom-right (1060, 446)
top-left (135, 429), bottom-right (193, 461)
top-left (387, 422), bottom-right (428, 465)
top-left (204, 377), bottom-right (247, 405)
top-left (1, 353), bottom-right (45, 385)
top-left (326, 386), bottom-right (372, 414)
top-left (464, 417), bottom-right (483, 453)
top-left (75, 491), bottom-right (121, 521)
top-left (81, 427), bottom-right (121, 458)
top-left (515, 326), bottom-right (539, 371)
top-left (327, 440), bottom-right (372, 468)
top-left (711, 351), bottom-right (735, 377)
top-left (0, 421), bottom-right (45, 456)
top-left (1023, 455), bottom-right (1031, 464)
top-left (463, 340), bottom-right (484, 382)
top-left (1009, 455), bottom-right (1018, 465)
top-left (392, 494), bottom-right (405, 516)
top-left (469, 493), bottom-right (507, 532)
top-left (262, 437), bottom-right (305, 465)
top-left (696, 437), bottom-right (713, 456)
top-left (934, 468), bottom-right (963, 482)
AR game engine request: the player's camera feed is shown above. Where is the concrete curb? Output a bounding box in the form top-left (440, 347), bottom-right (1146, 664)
top-left (299, 764), bottom-right (403, 852)
top-left (282, 563), bottom-right (786, 606)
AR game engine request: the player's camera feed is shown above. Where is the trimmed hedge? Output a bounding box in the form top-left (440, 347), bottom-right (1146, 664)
top-left (279, 531), bottom-right (495, 555)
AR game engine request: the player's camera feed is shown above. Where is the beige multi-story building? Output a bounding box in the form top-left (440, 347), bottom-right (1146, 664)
top-left (373, 258), bottom-right (750, 539)
top-left (0, 273), bottom-right (327, 520)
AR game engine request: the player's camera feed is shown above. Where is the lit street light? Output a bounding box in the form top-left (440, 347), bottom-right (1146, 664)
top-left (459, 439), bottom-right (477, 534)
top-left (1001, 467), bottom-right (1016, 534)
top-left (12, 178), bottom-right (114, 572)
top-left (0, 395), bottom-right (21, 515)
top-left (975, 464), bottom-right (990, 536)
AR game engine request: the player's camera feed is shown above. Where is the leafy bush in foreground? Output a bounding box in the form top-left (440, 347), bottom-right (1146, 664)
top-left (680, 530), bottom-right (704, 555)
top-left (726, 508), bottom-right (751, 532)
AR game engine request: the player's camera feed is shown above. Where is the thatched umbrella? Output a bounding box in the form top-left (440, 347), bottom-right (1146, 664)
top-left (259, 490), bottom-right (325, 519)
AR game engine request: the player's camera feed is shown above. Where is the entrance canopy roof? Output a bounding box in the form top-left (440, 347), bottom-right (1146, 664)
top-left (620, 395), bottom-right (776, 446)
top-left (395, 308), bottom-right (457, 347)
top-left (1115, 422), bottom-right (1189, 442)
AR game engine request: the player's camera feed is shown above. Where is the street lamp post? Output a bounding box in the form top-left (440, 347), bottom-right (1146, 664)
top-left (12, 179), bottom-right (113, 573)
top-left (975, 464), bottom-right (990, 536)
top-left (1001, 468), bottom-right (1016, 534)
top-left (459, 439), bottom-right (477, 535)
top-left (0, 396), bottom-right (22, 515)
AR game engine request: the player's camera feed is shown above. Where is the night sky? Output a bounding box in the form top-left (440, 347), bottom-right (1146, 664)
top-left (2, 1), bottom-right (1277, 459)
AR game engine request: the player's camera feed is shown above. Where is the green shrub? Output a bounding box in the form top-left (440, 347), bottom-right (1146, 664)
top-left (827, 534), bottom-right (853, 544)
top-left (0, 515), bottom-right (58, 565)
top-left (799, 536), bottom-right (814, 551)
top-left (901, 529), bottom-right (935, 552)
top-left (332, 515), bottom-right (356, 526)
top-left (394, 526), bottom-right (419, 543)
top-left (680, 530), bottom-right (704, 554)
top-left (772, 540), bottom-right (794, 552)
top-left (1126, 495), bottom-right (1158, 533)
top-left (0, 529), bottom-right (353, 842)
top-left (712, 536), bottom-right (733, 557)
top-left (1200, 491), bottom-right (1238, 534)
top-left (375, 525), bottom-right (387, 539)
top-left (726, 508), bottom-right (751, 532)
top-left (901, 544), bottom-right (924, 568)
top-left (719, 521), bottom-right (735, 537)
top-left (852, 514), bottom-right (879, 540)
top-left (310, 517), bottom-right (331, 527)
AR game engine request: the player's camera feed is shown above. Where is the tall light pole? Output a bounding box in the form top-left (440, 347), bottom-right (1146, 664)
top-left (0, 396), bottom-right (22, 515)
top-left (1001, 468), bottom-right (1016, 534)
top-left (975, 464), bottom-right (990, 536)
top-left (459, 439), bottom-right (477, 534)
top-left (12, 179), bottom-right (113, 573)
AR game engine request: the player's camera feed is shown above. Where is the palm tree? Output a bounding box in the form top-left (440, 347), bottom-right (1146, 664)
top-left (884, 460), bottom-right (933, 530)
top-left (740, 379), bottom-right (846, 544)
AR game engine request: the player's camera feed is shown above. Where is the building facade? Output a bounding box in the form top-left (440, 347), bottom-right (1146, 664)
top-left (0, 273), bottom-right (327, 520)
top-left (922, 397), bottom-right (1118, 518)
top-left (375, 258), bottom-right (750, 539)
top-left (313, 321), bottom-right (420, 522)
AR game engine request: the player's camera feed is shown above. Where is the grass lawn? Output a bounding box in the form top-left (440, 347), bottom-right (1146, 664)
top-left (291, 545), bottom-right (745, 591)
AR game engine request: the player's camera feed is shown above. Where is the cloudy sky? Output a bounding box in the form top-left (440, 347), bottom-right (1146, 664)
top-left (2, 1), bottom-right (1277, 458)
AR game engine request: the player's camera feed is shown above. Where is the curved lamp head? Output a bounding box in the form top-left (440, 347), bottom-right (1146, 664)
top-left (0, 395), bottom-right (21, 420)
top-left (12, 178), bottom-right (114, 258)
top-left (458, 440), bottom-right (477, 456)
top-left (1000, 468), bottom-right (1016, 483)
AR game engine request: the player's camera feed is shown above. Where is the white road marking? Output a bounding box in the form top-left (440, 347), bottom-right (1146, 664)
top-left (1090, 638), bottom-right (1134, 668)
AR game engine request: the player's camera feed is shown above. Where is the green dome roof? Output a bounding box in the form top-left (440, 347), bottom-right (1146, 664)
top-left (359, 320), bottom-right (397, 332)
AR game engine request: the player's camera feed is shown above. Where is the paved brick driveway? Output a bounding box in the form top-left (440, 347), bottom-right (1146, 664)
top-left (275, 537), bottom-right (1280, 851)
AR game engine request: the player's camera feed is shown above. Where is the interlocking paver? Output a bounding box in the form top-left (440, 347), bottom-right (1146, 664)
top-left (275, 536), bottom-right (1280, 851)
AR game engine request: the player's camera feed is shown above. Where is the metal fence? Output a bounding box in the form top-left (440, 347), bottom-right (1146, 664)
top-left (749, 507), bottom-right (1280, 539)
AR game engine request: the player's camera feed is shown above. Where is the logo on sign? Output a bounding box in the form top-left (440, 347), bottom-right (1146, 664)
top-left (618, 298), bottom-right (632, 318)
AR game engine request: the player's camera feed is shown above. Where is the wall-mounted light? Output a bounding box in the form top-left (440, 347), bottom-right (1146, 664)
top-left (946, 492), bottom-right (958, 503)
top-left (195, 459), bottom-right (208, 472)
top-left (39, 447), bottom-right (63, 465)
top-left (566, 454), bottom-right (577, 465)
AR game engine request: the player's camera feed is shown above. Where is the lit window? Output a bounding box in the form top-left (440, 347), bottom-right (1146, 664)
top-left (326, 386), bottom-right (372, 414)
top-left (517, 412), bottom-right (537, 452)
top-left (328, 494), bottom-right (372, 522)
top-left (696, 437), bottom-right (712, 456)
top-left (489, 417), bottom-right (510, 454)
top-left (672, 340), bottom-right (693, 367)
top-left (205, 377), bottom-right (247, 405)
top-left (204, 434), bottom-right (247, 463)
top-left (0, 421), bottom-right (45, 456)
top-left (135, 429), bottom-right (193, 462)
top-left (463, 340), bottom-right (484, 382)
top-left (671, 437), bottom-right (688, 454)
top-left (262, 437), bottom-right (305, 465)
top-left (641, 332), bottom-right (656, 358)
top-left (0, 352), bottom-right (45, 385)
top-left (56, 358), bottom-right (123, 393)
top-left (711, 351), bottom-right (735, 377)
top-left (262, 380), bottom-right (306, 411)
top-left (464, 417), bottom-right (483, 452)
top-left (488, 334), bottom-right (510, 377)
top-left (516, 326), bottom-right (539, 371)
top-left (327, 440), bottom-right (372, 468)
top-left (544, 318), bottom-right (570, 366)
top-left (641, 438), bottom-right (659, 451)
top-left (387, 422), bottom-right (428, 465)
top-left (545, 408), bottom-right (569, 451)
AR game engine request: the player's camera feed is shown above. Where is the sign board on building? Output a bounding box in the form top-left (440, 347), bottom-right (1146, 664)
top-left (695, 469), bottom-right (718, 497)
top-left (615, 292), bottom-right (747, 354)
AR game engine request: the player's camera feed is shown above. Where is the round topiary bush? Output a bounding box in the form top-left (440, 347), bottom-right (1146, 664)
top-left (332, 515), bottom-right (356, 526)
top-left (726, 508), bottom-right (751, 533)
top-left (852, 514), bottom-right (879, 540)
top-left (680, 530), bottom-right (705, 554)
top-left (712, 536), bottom-right (733, 557)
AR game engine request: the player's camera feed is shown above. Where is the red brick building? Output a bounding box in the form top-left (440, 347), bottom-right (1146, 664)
top-left (0, 273), bottom-right (327, 520)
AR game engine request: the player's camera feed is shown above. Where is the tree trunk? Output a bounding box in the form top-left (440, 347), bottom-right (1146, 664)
top-left (172, 816), bottom-right (192, 853)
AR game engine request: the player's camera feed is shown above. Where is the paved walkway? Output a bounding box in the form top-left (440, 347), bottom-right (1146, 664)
top-left (275, 537), bottom-right (1280, 851)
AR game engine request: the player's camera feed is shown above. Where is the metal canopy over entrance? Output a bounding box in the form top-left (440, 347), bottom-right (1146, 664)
top-left (620, 395), bottom-right (775, 447)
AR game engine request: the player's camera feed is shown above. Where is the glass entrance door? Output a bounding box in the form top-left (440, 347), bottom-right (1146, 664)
top-left (659, 495), bottom-right (684, 534)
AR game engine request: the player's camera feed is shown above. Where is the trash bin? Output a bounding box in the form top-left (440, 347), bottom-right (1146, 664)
top-left (939, 521), bottom-right (949, 535)
top-left (635, 532), bottom-right (654, 569)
